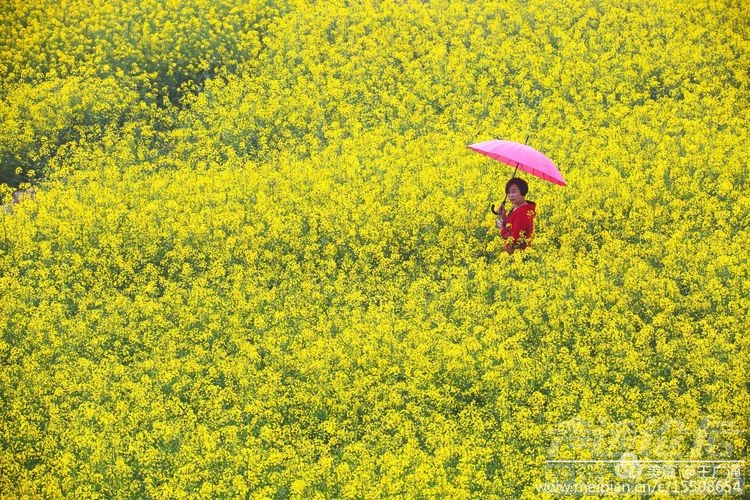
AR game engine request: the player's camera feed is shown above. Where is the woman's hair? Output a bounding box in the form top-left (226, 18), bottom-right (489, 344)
top-left (505, 177), bottom-right (529, 196)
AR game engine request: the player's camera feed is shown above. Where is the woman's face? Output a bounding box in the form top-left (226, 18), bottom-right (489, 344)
top-left (506, 185), bottom-right (524, 204)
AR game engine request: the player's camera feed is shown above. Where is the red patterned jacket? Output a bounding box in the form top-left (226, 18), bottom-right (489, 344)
top-left (500, 201), bottom-right (536, 253)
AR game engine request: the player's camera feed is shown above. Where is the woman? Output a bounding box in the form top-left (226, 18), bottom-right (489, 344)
top-left (495, 178), bottom-right (536, 254)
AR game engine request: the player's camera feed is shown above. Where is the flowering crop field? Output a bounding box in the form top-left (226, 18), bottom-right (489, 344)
top-left (1, 0), bottom-right (748, 497)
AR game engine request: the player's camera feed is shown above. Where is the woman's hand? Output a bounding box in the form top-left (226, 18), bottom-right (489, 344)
top-left (497, 203), bottom-right (506, 219)
top-left (495, 204), bottom-right (507, 228)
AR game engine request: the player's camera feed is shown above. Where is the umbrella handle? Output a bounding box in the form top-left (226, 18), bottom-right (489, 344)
top-left (491, 201), bottom-right (508, 216)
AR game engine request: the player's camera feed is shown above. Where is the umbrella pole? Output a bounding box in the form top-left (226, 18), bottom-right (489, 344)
top-left (492, 162), bottom-right (520, 215)
top-left (492, 136), bottom-right (527, 215)
top-left (502, 163), bottom-right (520, 203)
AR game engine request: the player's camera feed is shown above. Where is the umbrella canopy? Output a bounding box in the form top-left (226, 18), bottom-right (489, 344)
top-left (468, 139), bottom-right (566, 186)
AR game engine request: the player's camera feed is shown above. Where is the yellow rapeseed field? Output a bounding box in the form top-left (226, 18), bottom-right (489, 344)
top-left (1, 0), bottom-right (748, 497)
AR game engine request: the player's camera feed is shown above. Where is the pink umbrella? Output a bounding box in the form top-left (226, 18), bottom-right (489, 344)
top-left (467, 139), bottom-right (566, 186)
